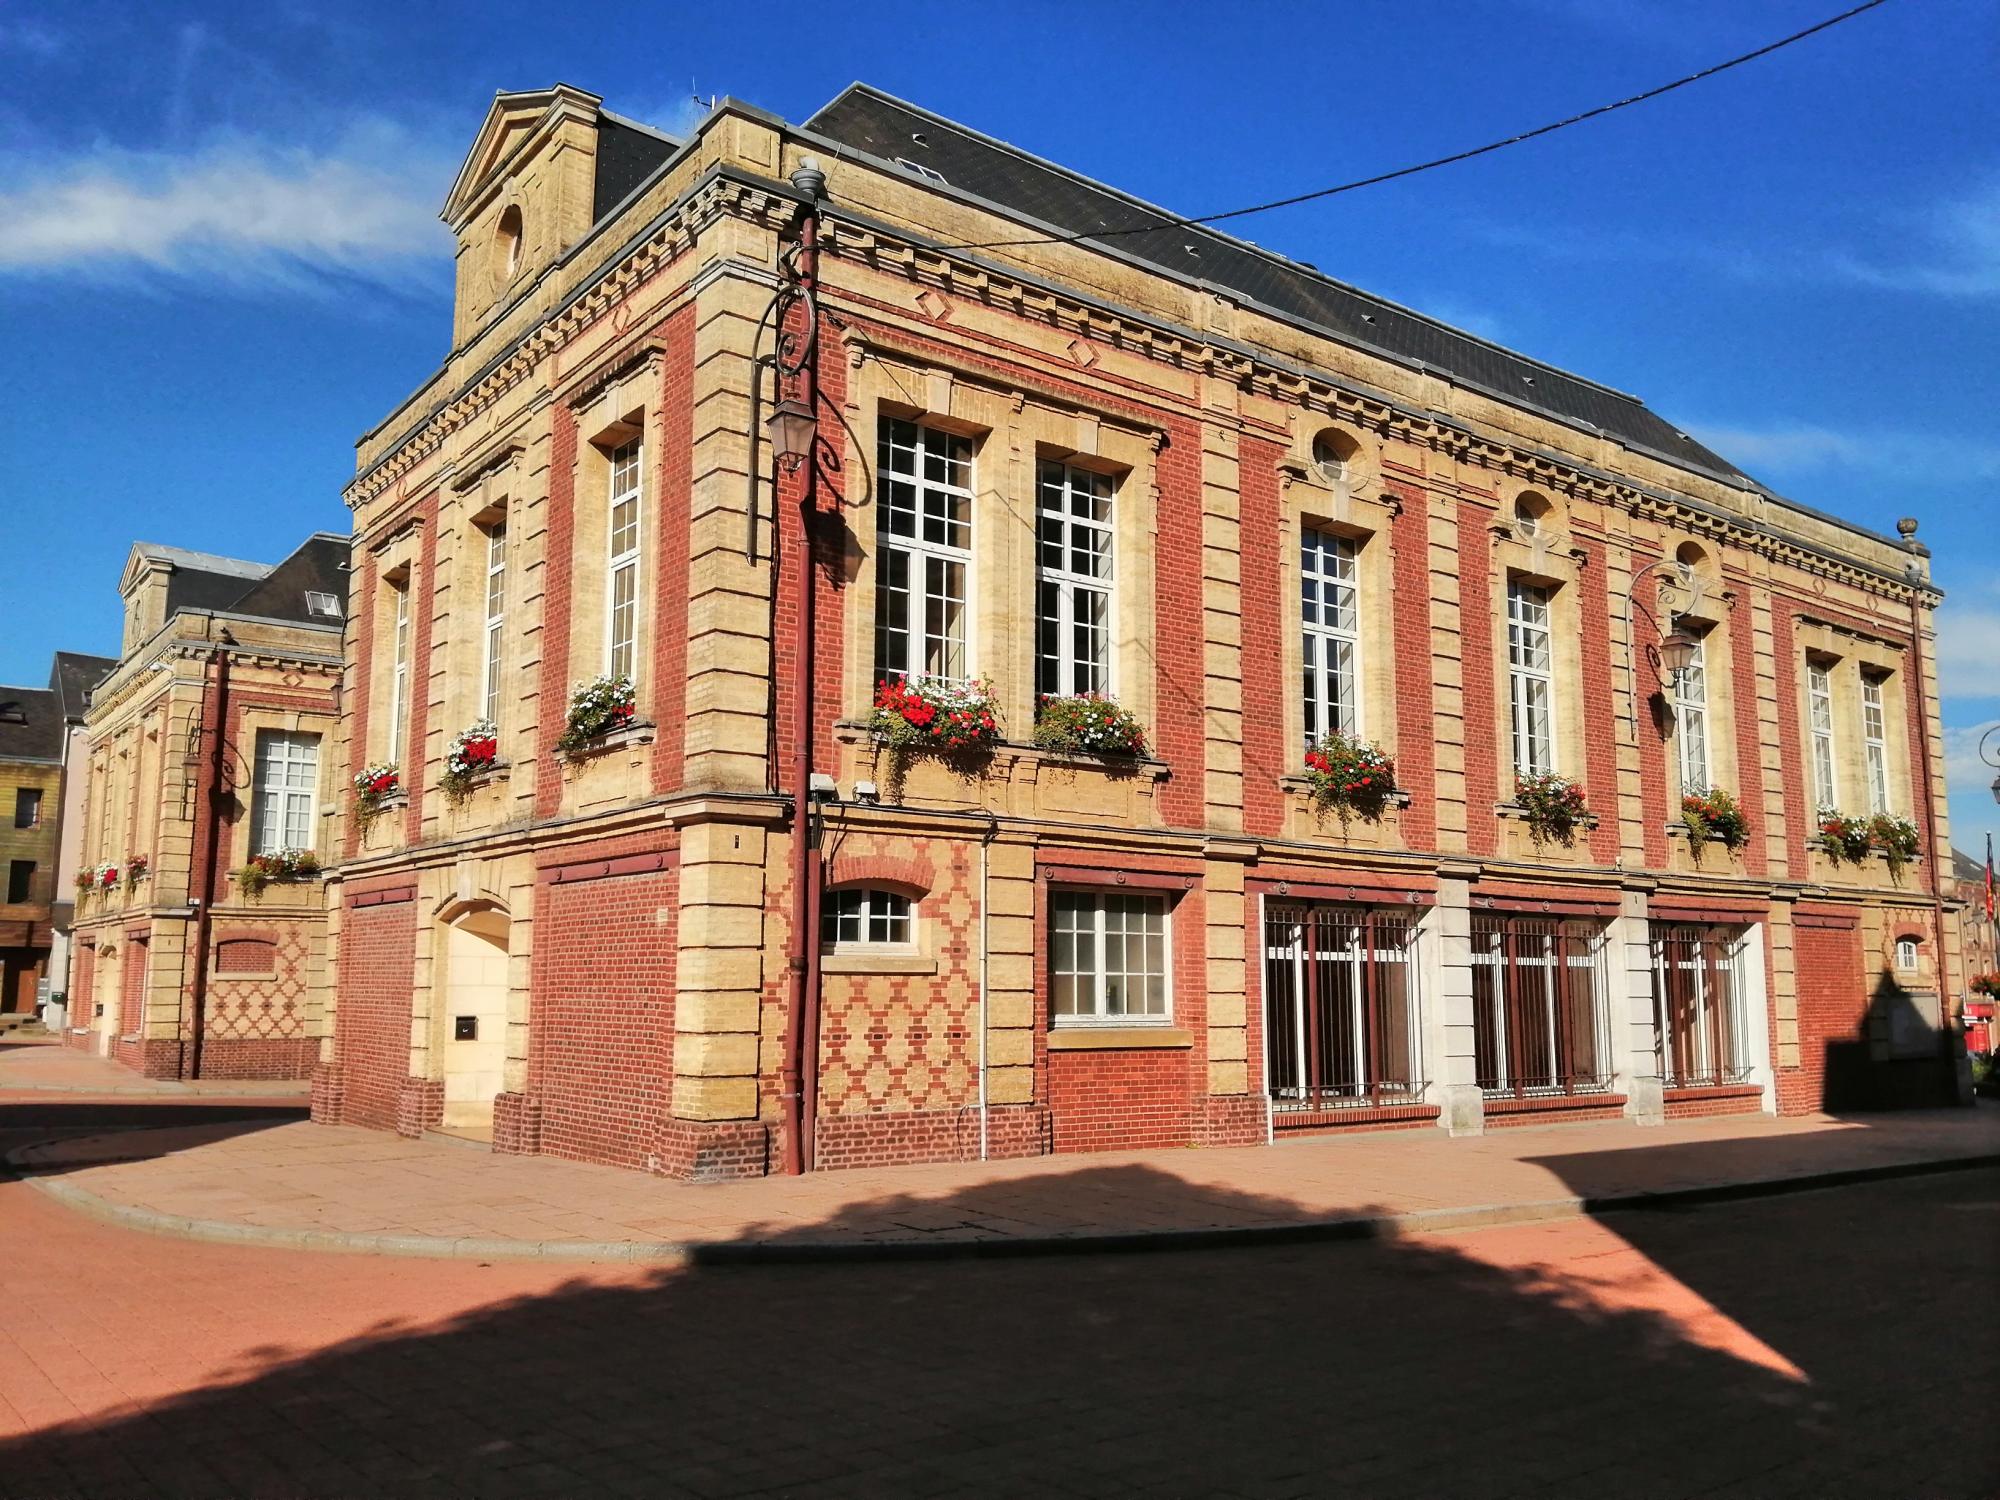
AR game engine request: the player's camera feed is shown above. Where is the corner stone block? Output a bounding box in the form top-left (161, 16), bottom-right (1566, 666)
top-left (1207, 1061), bottom-right (1247, 1096)
top-left (673, 1031), bottom-right (760, 1078)
top-left (985, 1064), bottom-right (1035, 1105)
top-left (672, 1074), bottom-right (760, 1122)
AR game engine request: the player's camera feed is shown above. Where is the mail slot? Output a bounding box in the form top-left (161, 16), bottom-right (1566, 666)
top-left (454, 1015), bottom-right (477, 1041)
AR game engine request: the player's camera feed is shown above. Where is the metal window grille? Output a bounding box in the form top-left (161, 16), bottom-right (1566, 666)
top-left (1263, 904), bottom-right (1422, 1110)
top-left (1673, 623), bottom-right (1710, 793)
top-left (253, 731), bottom-right (319, 855)
top-left (874, 417), bottom-right (973, 683)
top-left (1807, 662), bottom-right (1837, 808)
top-left (1507, 580), bottom-right (1554, 776)
top-left (1035, 461), bottom-right (1115, 698)
top-left (1470, 915), bottom-right (1613, 1097)
top-left (1649, 923), bottom-right (1753, 1088)
top-left (1301, 528), bottom-right (1360, 748)
top-left (481, 522), bottom-right (507, 727)
top-left (1861, 674), bottom-right (1889, 814)
top-left (1051, 891), bottom-right (1170, 1023)
top-left (606, 438), bottom-right (642, 683)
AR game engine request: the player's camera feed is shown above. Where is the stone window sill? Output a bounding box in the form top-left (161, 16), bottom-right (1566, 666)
top-left (832, 722), bottom-right (1170, 781)
top-left (556, 721), bottom-right (656, 762)
top-left (819, 950), bottom-right (937, 976)
top-left (1494, 801), bottom-right (1600, 831)
top-left (444, 760), bottom-right (511, 795)
top-left (1047, 1025), bottom-right (1193, 1051)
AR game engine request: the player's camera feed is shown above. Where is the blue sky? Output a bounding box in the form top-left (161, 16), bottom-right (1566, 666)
top-left (2, 0), bottom-right (1995, 853)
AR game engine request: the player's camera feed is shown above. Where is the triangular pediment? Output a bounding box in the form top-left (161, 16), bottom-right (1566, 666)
top-left (443, 83), bottom-right (603, 227)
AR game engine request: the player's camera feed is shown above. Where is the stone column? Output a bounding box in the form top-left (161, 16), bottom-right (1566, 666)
top-left (1427, 874), bottom-right (1483, 1135)
top-left (1612, 887), bottom-right (1664, 1125)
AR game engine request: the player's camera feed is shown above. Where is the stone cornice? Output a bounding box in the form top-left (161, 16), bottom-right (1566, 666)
top-left (345, 172), bottom-right (800, 511)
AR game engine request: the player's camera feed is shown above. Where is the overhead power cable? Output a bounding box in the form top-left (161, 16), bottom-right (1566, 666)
top-left (933, 0), bottom-right (1893, 254)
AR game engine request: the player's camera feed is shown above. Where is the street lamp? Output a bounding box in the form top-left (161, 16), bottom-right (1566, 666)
top-left (1979, 725), bottom-right (2000, 807)
top-left (1657, 622), bottom-right (1700, 681)
top-left (764, 397), bottom-right (816, 474)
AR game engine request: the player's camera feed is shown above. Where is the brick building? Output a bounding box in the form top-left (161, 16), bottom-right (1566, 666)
top-left (317, 84), bottom-right (1964, 1176)
top-left (1951, 847), bottom-right (1996, 1055)
top-left (66, 537), bottom-right (344, 1077)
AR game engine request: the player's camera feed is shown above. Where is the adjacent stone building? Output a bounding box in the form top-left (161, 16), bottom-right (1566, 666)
top-left (66, 537), bottom-right (344, 1076)
top-left (317, 83), bottom-right (1964, 1176)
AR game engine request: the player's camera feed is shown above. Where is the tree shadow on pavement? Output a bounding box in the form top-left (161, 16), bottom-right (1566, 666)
top-left (3, 1160), bottom-right (1995, 1499)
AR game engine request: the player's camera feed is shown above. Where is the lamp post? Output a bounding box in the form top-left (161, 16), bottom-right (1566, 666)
top-left (1620, 558), bottom-right (1699, 748)
top-left (1980, 725), bottom-right (2000, 809)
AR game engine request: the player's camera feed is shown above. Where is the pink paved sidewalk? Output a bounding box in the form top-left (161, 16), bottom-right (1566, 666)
top-left (10, 1102), bottom-right (1999, 1261)
top-left (0, 1037), bottom-right (308, 1097)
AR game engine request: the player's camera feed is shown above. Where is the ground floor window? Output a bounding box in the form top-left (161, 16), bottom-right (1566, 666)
top-left (1650, 923), bottom-right (1752, 1088)
top-left (1470, 915), bottom-right (1612, 1098)
top-left (1263, 903), bottom-right (1421, 1110)
top-left (1050, 891), bottom-right (1170, 1024)
top-left (821, 888), bottom-right (914, 949)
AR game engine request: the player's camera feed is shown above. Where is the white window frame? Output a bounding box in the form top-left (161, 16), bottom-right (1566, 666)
top-left (481, 520), bottom-right (507, 727)
top-left (1507, 579), bottom-right (1555, 778)
top-left (1807, 661), bottom-right (1838, 809)
top-left (1894, 936), bottom-right (1919, 971)
top-left (1035, 460), bottom-right (1116, 700)
top-left (1672, 622), bottom-right (1711, 794)
top-left (820, 888), bottom-right (916, 951)
top-left (874, 417), bottom-right (974, 684)
top-left (1301, 527), bottom-right (1361, 749)
top-left (1861, 673), bottom-right (1890, 814)
top-left (1049, 889), bottom-right (1172, 1026)
top-left (605, 437), bottom-right (643, 684)
top-left (252, 730), bottom-right (320, 856)
top-left (387, 576), bottom-right (410, 765)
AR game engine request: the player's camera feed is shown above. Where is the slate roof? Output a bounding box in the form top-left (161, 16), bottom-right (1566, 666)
top-left (804, 84), bottom-right (1751, 486)
top-left (48, 653), bottom-right (116, 721)
top-left (225, 534), bottom-right (349, 628)
top-left (0, 687), bottom-right (61, 762)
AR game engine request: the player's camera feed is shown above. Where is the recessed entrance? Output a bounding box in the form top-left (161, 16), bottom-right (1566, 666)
top-left (441, 908), bottom-right (509, 1131)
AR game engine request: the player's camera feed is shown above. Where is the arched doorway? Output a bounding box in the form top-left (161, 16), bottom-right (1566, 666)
top-left (441, 907), bottom-right (509, 1132)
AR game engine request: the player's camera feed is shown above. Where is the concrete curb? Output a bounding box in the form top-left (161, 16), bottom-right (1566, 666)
top-left (9, 1139), bottom-right (1998, 1266)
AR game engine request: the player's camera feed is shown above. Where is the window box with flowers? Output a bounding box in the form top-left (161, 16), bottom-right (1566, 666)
top-left (871, 677), bottom-right (1002, 759)
top-left (1506, 772), bottom-right (1594, 847)
top-left (123, 855), bottom-right (150, 892)
top-left (1868, 812), bottom-right (1921, 878)
top-left (1032, 693), bottom-right (1147, 759)
top-left (1296, 732), bottom-right (1402, 825)
top-left (96, 862), bottom-right (121, 894)
top-left (1677, 787), bottom-right (1750, 859)
top-left (554, 675), bottom-right (650, 759)
top-left (354, 764), bottom-right (402, 832)
top-left (233, 848), bottom-right (322, 900)
top-left (439, 719), bottom-right (504, 802)
top-left (1815, 808), bottom-right (1873, 865)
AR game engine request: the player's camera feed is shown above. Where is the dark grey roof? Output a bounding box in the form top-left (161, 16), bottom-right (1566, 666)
top-left (594, 113), bottom-right (679, 223)
top-left (48, 653), bottom-right (116, 721)
top-left (0, 687), bottom-right (61, 762)
top-left (224, 534), bottom-right (348, 628)
top-left (1953, 847), bottom-right (1986, 882)
top-left (805, 85), bottom-right (1751, 485)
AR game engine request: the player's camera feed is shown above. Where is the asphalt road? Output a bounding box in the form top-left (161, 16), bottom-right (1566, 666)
top-left (2, 1104), bottom-right (1995, 1499)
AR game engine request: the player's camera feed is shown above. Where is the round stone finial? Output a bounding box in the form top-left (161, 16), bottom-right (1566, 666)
top-left (1896, 516), bottom-right (1919, 538)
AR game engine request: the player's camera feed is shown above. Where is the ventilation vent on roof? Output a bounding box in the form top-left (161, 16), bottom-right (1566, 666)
top-left (0, 702), bottom-right (24, 724)
top-left (304, 592), bottom-right (344, 620)
top-left (893, 158), bottom-right (947, 185)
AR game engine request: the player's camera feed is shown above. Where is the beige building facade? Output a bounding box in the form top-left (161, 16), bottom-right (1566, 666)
top-left (66, 538), bottom-right (345, 1077)
top-left (317, 84), bottom-right (1965, 1176)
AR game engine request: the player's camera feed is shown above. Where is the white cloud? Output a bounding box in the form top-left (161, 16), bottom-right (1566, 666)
top-left (0, 127), bottom-right (453, 289)
top-left (1681, 421), bottom-right (2000, 487)
top-left (1935, 598), bottom-right (2000, 707)
top-left (1942, 718), bottom-right (2000, 859)
top-left (1830, 177), bottom-right (2000, 300)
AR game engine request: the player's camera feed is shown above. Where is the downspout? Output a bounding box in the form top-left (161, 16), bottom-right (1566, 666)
top-left (186, 639), bottom-right (229, 1081)
top-left (1900, 534), bottom-right (1954, 1072)
top-left (779, 163), bottom-right (826, 1175)
top-left (978, 811), bottom-right (997, 1161)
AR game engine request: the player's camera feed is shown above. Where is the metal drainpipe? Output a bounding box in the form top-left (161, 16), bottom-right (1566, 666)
top-left (977, 811), bottom-right (997, 1162)
top-left (1903, 560), bottom-right (1954, 1055)
top-left (185, 641), bottom-right (229, 1081)
top-left (779, 165), bottom-right (825, 1175)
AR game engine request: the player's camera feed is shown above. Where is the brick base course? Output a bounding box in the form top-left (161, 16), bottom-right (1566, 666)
top-left (811, 1103), bottom-right (1052, 1171)
top-left (492, 1091), bottom-right (542, 1155)
top-left (395, 1076), bottom-right (443, 1138)
top-left (652, 1119), bottom-right (772, 1182)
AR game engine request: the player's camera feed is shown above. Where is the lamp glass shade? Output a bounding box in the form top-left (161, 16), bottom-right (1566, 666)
top-left (1990, 770), bottom-right (2000, 807)
top-left (765, 398), bottom-right (816, 465)
top-left (1658, 626), bottom-right (1699, 679)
